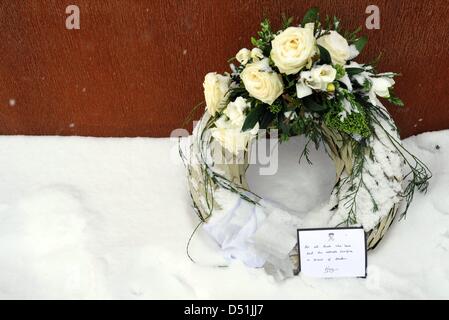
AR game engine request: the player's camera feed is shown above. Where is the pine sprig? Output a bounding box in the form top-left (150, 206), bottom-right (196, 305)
top-left (251, 18), bottom-right (275, 56)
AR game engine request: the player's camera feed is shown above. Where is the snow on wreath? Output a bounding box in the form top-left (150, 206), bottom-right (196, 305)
top-left (180, 7), bottom-right (431, 279)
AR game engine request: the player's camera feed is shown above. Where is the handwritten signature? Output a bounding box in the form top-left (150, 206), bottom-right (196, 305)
top-left (324, 266), bottom-right (339, 273)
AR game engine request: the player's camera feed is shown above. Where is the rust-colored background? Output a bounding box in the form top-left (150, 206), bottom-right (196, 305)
top-left (0, 0), bottom-right (448, 137)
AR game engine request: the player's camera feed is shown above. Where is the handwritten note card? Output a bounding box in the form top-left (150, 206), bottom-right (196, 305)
top-left (297, 227), bottom-right (367, 278)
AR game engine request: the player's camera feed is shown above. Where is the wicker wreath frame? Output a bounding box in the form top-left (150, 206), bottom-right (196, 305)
top-left (181, 101), bottom-right (426, 276)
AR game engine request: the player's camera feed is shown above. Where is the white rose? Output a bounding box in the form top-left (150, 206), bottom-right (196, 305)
top-left (270, 26), bottom-right (316, 75)
top-left (250, 48), bottom-right (264, 61)
top-left (236, 48), bottom-right (251, 65)
top-left (240, 58), bottom-right (284, 105)
top-left (203, 72), bottom-right (231, 116)
top-left (371, 77), bottom-right (395, 97)
top-left (211, 116), bottom-right (258, 155)
top-left (224, 97), bottom-right (249, 127)
top-left (317, 31), bottom-right (350, 65)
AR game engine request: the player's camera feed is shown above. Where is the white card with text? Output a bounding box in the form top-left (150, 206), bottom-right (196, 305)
top-left (297, 227), bottom-right (367, 278)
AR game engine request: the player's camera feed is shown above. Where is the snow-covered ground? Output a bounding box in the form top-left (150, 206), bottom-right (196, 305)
top-left (0, 130), bottom-right (448, 299)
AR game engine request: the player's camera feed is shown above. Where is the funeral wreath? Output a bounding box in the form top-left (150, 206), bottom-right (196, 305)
top-left (180, 8), bottom-right (431, 278)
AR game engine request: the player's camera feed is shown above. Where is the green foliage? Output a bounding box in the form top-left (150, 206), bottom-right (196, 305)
top-left (317, 45), bottom-right (332, 64)
top-left (353, 36), bottom-right (368, 53)
top-left (281, 14), bottom-right (294, 29)
top-left (302, 7), bottom-right (319, 26)
top-left (242, 103), bottom-right (264, 131)
top-left (228, 85), bottom-right (249, 102)
top-left (343, 26), bottom-right (362, 42)
top-left (387, 89), bottom-right (404, 106)
top-left (251, 18), bottom-right (275, 56)
top-left (367, 53), bottom-right (383, 70)
top-left (362, 79), bottom-right (372, 91)
top-left (291, 114), bottom-right (324, 164)
top-left (342, 28), bottom-right (368, 55)
top-left (302, 96), bottom-right (329, 112)
top-left (323, 15), bottom-right (341, 33)
top-left (333, 16), bottom-right (341, 32)
top-left (325, 108), bottom-right (371, 138)
top-left (259, 110), bottom-right (276, 129)
top-left (335, 140), bottom-right (375, 227)
top-left (345, 67), bottom-right (364, 76)
top-left (335, 64), bottom-right (346, 80)
top-left (268, 103), bottom-right (282, 114)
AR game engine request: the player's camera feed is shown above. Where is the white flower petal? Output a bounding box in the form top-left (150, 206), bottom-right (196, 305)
top-left (296, 82), bottom-right (313, 98)
top-left (339, 74), bottom-right (353, 92)
top-left (371, 77), bottom-right (395, 98)
top-left (236, 48), bottom-right (251, 65)
top-left (317, 31), bottom-right (350, 65)
top-left (203, 73), bottom-right (231, 116)
top-left (284, 111), bottom-right (298, 119)
top-left (250, 48), bottom-right (264, 61)
top-left (348, 44), bottom-right (360, 60)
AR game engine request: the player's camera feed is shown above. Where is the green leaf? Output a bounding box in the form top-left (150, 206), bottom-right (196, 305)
top-left (259, 110), bottom-right (276, 129)
top-left (268, 103), bottom-right (282, 114)
top-left (302, 96), bottom-right (328, 112)
top-left (333, 16), bottom-right (341, 32)
top-left (242, 104), bottom-right (264, 131)
top-left (282, 14), bottom-right (294, 29)
top-left (334, 64), bottom-right (346, 80)
top-left (345, 67), bottom-right (365, 76)
top-left (388, 96), bottom-right (404, 106)
top-left (251, 37), bottom-right (258, 46)
top-left (387, 89), bottom-right (404, 106)
top-left (279, 115), bottom-right (290, 135)
top-left (362, 79), bottom-right (372, 91)
top-left (353, 36), bottom-right (368, 53)
top-left (318, 45), bottom-right (332, 64)
top-left (302, 7), bottom-right (319, 26)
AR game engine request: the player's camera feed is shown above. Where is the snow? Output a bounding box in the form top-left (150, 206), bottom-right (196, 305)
top-left (0, 130), bottom-right (448, 299)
